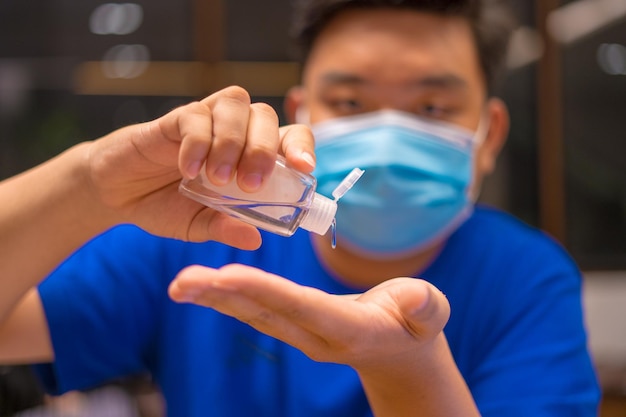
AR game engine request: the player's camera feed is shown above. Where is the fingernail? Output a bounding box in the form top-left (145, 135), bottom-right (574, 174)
top-left (411, 284), bottom-right (431, 314)
top-left (301, 151), bottom-right (316, 169)
top-left (242, 173), bottom-right (263, 191)
top-left (213, 164), bottom-right (232, 184)
top-left (186, 161), bottom-right (202, 179)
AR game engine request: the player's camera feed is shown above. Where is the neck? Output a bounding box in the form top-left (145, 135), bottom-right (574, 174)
top-left (310, 234), bottom-right (442, 290)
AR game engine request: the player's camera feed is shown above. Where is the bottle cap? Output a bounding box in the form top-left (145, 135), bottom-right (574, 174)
top-left (300, 193), bottom-right (337, 235)
top-left (332, 168), bottom-right (364, 200)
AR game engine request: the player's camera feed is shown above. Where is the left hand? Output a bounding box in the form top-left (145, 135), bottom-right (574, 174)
top-left (167, 263), bottom-right (450, 371)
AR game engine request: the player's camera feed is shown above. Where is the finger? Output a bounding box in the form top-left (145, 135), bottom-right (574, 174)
top-left (134, 102), bottom-right (212, 178)
top-left (392, 279), bottom-right (450, 339)
top-left (235, 102), bottom-right (280, 193)
top-left (168, 102), bottom-right (215, 179)
top-left (169, 265), bottom-right (324, 349)
top-left (279, 124), bottom-right (316, 174)
top-left (170, 263), bottom-right (315, 314)
top-left (172, 263), bottom-right (364, 343)
top-left (203, 86), bottom-right (252, 186)
top-left (185, 210), bottom-right (262, 249)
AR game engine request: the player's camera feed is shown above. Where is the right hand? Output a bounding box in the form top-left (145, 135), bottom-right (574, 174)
top-left (83, 86), bottom-right (316, 248)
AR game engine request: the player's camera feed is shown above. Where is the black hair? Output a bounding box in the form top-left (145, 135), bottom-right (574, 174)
top-left (290, 0), bottom-right (517, 94)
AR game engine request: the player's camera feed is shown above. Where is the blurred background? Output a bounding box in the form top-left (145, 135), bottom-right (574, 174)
top-left (0, 0), bottom-right (625, 415)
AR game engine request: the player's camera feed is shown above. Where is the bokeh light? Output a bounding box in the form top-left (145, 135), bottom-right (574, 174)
top-left (89, 3), bottom-right (143, 35)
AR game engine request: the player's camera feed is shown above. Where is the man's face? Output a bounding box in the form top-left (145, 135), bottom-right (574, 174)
top-left (295, 7), bottom-right (505, 192)
top-left (301, 8), bottom-right (486, 128)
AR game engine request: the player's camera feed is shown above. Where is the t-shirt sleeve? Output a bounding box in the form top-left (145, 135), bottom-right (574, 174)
top-left (32, 225), bottom-right (170, 395)
top-left (468, 234), bottom-right (600, 416)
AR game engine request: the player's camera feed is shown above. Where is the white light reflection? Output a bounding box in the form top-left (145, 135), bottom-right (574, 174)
top-left (101, 44), bottom-right (150, 79)
top-left (597, 43), bottom-right (626, 75)
top-left (548, 0), bottom-right (626, 45)
top-left (90, 3), bottom-right (144, 35)
top-left (506, 26), bottom-right (545, 70)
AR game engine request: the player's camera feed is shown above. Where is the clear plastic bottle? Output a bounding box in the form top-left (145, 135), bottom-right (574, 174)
top-left (178, 155), bottom-right (363, 237)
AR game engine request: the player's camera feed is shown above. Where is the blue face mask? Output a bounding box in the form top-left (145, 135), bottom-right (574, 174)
top-left (311, 110), bottom-right (484, 259)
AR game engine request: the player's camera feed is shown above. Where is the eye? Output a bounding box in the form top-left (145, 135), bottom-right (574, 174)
top-left (328, 98), bottom-right (363, 115)
top-left (420, 104), bottom-right (448, 119)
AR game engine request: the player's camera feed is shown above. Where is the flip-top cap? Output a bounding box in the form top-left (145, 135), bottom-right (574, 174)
top-left (299, 193), bottom-right (337, 235)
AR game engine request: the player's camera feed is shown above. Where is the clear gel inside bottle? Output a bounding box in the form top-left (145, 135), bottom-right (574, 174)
top-left (179, 155), bottom-right (363, 237)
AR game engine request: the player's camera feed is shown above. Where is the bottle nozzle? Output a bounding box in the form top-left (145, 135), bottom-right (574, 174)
top-left (300, 167), bottom-right (363, 235)
top-left (332, 168), bottom-right (364, 201)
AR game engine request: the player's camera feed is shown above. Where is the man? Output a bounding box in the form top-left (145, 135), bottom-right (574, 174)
top-left (0, 1), bottom-right (600, 416)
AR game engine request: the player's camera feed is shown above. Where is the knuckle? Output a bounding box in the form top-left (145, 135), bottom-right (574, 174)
top-left (213, 129), bottom-right (245, 148)
top-left (220, 85), bottom-right (251, 105)
top-left (245, 145), bottom-right (276, 162)
top-left (244, 308), bottom-right (274, 329)
top-left (276, 302), bottom-right (305, 321)
top-left (178, 101), bottom-right (209, 124)
top-left (181, 100), bottom-right (205, 115)
top-left (251, 102), bottom-right (279, 121)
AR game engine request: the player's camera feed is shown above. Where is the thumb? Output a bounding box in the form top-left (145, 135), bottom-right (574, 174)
top-left (394, 279), bottom-right (450, 340)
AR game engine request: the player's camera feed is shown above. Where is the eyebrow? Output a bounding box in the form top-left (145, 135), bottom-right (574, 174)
top-left (318, 71), bottom-right (468, 90)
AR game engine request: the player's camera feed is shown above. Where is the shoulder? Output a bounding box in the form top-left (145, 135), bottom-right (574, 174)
top-left (460, 205), bottom-right (576, 268)
top-left (462, 205), bottom-right (545, 242)
top-left (445, 207), bottom-right (600, 414)
top-left (439, 205), bottom-right (583, 300)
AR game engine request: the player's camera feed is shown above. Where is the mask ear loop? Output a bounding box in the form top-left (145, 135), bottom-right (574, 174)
top-left (473, 110), bottom-right (491, 147)
top-left (467, 110), bottom-right (492, 201)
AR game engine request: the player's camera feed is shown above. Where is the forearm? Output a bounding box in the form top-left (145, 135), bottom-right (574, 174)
top-left (358, 334), bottom-right (480, 417)
top-left (0, 142), bottom-right (113, 320)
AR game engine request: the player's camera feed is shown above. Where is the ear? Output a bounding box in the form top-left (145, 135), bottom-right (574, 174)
top-left (476, 97), bottom-right (509, 175)
top-left (283, 85), bottom-right (305, 124)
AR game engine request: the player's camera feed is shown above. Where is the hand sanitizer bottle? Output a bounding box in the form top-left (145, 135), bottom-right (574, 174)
top-left (178, 155), bottom-right (363, 237)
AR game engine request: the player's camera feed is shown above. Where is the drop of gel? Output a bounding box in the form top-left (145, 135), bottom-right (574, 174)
top-left (328, 167), bottom-right (364, 250)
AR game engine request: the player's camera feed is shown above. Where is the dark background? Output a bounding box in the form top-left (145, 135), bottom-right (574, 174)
top-left (1, 0), bottom-right (625, 271)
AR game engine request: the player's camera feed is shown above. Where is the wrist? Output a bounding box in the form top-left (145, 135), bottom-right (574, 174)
top-left (356, 332), bottom-right (448, 384)
top-left (53, 141), bottom-right (120, 236)
top-left (356, 334), bottom-right (479, 417)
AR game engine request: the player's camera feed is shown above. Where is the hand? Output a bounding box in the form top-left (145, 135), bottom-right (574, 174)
top-left (83, 86), bottom-right (315, 248)
top-left (167, 263), bottom-right (450, 371)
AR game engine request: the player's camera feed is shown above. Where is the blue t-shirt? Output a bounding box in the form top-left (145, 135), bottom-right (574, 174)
top-left (35, 206), bottom-right (600, 416)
